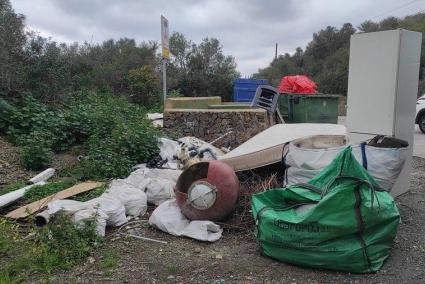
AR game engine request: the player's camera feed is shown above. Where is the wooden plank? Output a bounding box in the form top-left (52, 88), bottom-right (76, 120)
top-left (5, 181), bottom-right (104, 219)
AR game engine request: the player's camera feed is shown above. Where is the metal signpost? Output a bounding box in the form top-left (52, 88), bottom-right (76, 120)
top-left (161, 15), bottom-right (170, 104)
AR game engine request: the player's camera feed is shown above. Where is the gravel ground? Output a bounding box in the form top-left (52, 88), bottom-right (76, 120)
top-left (48, 157), bottom-right (425, 284)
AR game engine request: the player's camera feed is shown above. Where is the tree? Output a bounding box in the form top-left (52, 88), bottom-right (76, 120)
top-left (0, 0), bottom-right (26, 94)
top-left (358, 20), bottom-right (379, 32)
top-left (168, 32), bottom-right (239, 101)
top-left (379, 17), bottom-right (399, 30)
top-left (255, 22), bottom-right (355, 95)
top-left (127, 65), bottom-right (160, 106)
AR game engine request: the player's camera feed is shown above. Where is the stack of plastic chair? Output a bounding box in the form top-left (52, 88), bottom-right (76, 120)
top-left (251, 85), bottom-right (284, 123)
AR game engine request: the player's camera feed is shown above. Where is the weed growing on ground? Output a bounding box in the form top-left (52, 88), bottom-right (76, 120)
top-left (0, 181), bottom-right (27, 195)
top-left (35, 212), bottom-right (102, 271)
top-left (0, 212), bottom-right (102, 282)
top-left (99, 250), bottom-right (119, 274)
top-left (23, 179), bottom-right (76, 202)
top-left (168, 264), bottom-right (179, 274)
top-left (70, 185), bottom-right (107, 202)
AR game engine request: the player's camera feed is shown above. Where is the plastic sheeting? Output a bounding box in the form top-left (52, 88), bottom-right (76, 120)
top-left (104, 180), bottom-right (148, 217)
top-left (86, 196), bottom-right (128, 227)
top-left (125, 165), bottom-right (182, 205)
top-left (158, 138), bottom-right (180, 169)
top-left (149, 199), bottom-right (223, 242)
top-left (46, 200), bottom-right (108, 236)
top-left (147, 113), bottom-right (163, 127)
top-left (278, 75), bottom-right (318, 94)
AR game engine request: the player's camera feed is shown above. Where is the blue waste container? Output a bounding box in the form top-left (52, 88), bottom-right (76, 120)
top-left (233, 79), bottom-right (268, 102)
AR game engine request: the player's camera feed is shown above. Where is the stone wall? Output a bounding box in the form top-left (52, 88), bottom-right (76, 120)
top-left (163, 108), bottom-right (270, 149)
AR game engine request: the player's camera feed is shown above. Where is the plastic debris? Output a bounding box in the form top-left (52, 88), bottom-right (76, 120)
top-left (149, 199), bottom-right (223, 242)
top-left (147, 113), bottom-right (163, 127)
top-left (86, 196), bottom-right (128, 227)
top-left (278, 75), bottom-right (317, 94)
top-left (104, 180), bottom-right (148, 217)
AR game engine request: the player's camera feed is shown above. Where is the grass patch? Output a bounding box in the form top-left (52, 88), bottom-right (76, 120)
top-left (168, 264), bottom-right (179, 274)
top-left (69, 185), bottom-right (107, 202)
top-left (98, 249), bottom-right (119, 277)
top-left (99, 250), bottom-right (119, 271)
top-left (23, 179), bottom-right (76, 202)
top-left (0, 181), bottom-right (27, 196)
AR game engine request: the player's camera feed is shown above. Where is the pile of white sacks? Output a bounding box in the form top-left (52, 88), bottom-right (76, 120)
top-left (45, 164), bottom-right (223, 242)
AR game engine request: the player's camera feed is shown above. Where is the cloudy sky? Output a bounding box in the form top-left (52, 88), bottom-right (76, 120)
top-left (10, 0), bottom-right (425, 76)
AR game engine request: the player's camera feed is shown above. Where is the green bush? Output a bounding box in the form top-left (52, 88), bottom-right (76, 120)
top-left (35, 212), bottom-right (102, 271)
top-left (110, 120), bottom-right (159, 162)
top-left (78, 142), bottom-right (135, 179)
top-left (0, 212), bottom-right (102, 281)
top-left (1, 91), bottom-right (160, 178)
top-left (127, 66), bottom-right (161, 106)
top-left (168, 89), bottom-right (183, 98)
top-left (19, 131), bottom-right (53, 171)
top-left (78, 121), bottom-right (159, 179)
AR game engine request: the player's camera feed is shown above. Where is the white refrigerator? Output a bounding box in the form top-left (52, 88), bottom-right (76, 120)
top-left (346, 29), bottom-right (422, 197)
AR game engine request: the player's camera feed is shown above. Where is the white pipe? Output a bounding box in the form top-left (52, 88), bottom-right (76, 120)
top-left (29, 168), bottom-right (55, 184)
top-left (35, 210), bottom-right (51, 227)
top-left (0, 181), bottom-right (46, 208)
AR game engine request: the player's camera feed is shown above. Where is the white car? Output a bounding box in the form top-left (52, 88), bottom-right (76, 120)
top-left (416, 94), bottom-right (425, 134)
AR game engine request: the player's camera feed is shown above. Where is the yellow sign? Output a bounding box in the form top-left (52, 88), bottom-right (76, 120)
top-left (161, 15), bottom-right (170, 59)
top-left (162, 47), bottom-right (170, 59)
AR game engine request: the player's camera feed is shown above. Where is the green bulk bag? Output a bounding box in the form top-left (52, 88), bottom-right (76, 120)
top-left (252, 146), bottom-right (400, 273)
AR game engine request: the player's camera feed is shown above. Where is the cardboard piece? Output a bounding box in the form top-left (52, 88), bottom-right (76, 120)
top-left (5, 181), bottom-right (104, 219)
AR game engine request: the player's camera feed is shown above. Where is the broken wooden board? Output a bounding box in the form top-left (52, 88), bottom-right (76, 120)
top-left (5, 181), bottom-right (104, 219)
top-left (219, 123), bottom-right (346, 171)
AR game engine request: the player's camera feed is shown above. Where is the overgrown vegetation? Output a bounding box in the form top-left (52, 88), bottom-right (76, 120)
top-left (0, 91), bottom-right (160, 178)
top-left (1, 0), bottom-right (238, 176)
top-left (0, 213), bottom-right (101, 282)
top-left (23, 180), bottom-right (75, 202)
top-left (254, 13), bottom-right (425, 96)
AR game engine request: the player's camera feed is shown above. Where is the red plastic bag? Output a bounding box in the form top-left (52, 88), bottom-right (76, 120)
top-left (278, 75), bottom-right (318, 94)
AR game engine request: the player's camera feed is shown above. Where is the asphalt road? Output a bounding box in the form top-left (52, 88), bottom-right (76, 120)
top-left (414, 125), bottom-right (425, 158)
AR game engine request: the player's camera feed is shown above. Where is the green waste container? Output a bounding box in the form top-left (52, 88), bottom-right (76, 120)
top-left (279, 94), bottom-right (340, 124)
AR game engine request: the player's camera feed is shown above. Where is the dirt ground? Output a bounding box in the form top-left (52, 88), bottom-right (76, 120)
top-left (0, 138), bottom-right (35, 186)
top-left (46, 157), bottom-right (425, 284)
top-left (0, 137), bottom-right (77, 187)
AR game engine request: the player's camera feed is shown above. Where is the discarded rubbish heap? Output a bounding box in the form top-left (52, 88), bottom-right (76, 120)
top-left (252, 146), bottom-right (401, 273)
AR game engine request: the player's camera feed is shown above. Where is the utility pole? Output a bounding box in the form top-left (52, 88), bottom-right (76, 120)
top-left (275, 43), bottom-right (278, 60)
top-left (162, 59), bottom-right (167, 103)
top-left (161, 15), bottom-right (170, 105)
